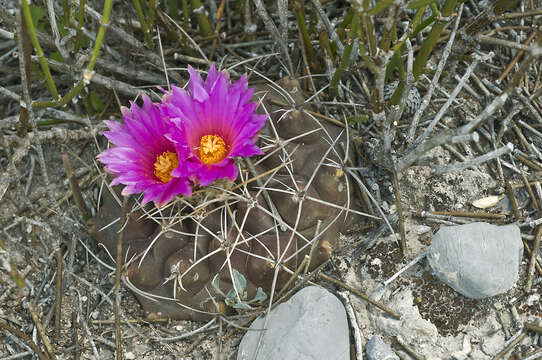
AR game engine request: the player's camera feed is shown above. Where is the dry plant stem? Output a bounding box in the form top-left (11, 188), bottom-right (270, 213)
top-left (27, 304), bottom-right (55, 359)
top-left (492, 330), bottom-right (527, 360)
top-left (502, 8), bottom-right (542, 18)
top-left (72, 288), bottom-right (101, 360)
top-left (427, 210), bottom-right (506, 220)
top-left (381, 251), bottom-right (427, 290)
top-left (525, 322), bottom-right (542, 334)
top-left (415, 54), bottom-right (482, 145)
top-left (515, 152), bottom-right (542, 172)
top-left (496, 104), bottom-right (522, 143)
top-left (115, 198), bottom-right (128, 360)
top-left (525, 225), bottom-right (542, 293)
top-left (389, 39), bottom-right (414, 124)
top-left (462, 0), bottom-right (521, 37)
top-left (0, 123), bottom-right (104, 204)
top-left (91, 319), bottom-right (169, 325)
top-left (337, 291), bottom-right (363, 360)
top-left (44, 0), bottom-right (68, 59)
top-left (273, 257), bottom-right (308, 301)
top-left (252, 0), bottom-right (294, 75)
top-left (396, 336), bottom-right (425, 360)
top-left (392, 167), bottom-right (406, 254)
top-left (523, 349), bottom-right (542, 360)
top-left (310, 0), bottom-right (344, 55)
top-left (72, 312), bottom-right (80, 360)
top-left (320, 273), bottom-right (401, 319)
top-left (498, 30), bottom-right (537, 83)
top-left (521, 168), bottom-right (540, 211)
top-left (61, 153), bottom-right (91, 222)
top-left (2, 351), bottom-right (34, 360)
top-left (518, 94), bottom-right (542, 124)
top-left (397, 131), bottom-right (478, 173)
top-left (68, 273), bottom-right (149, 341)
top-left (522, 240), bottom-right (542, 276)
top-left (0, 321), bottom-right (48, 360)
top-left (54, 248), bottom-right (63, 340)
top-left (209, 0), bottom-right (227, 61)
top-left (161, 11), bottom-right (209, 62)
top-left (432, 143), bottom-right (514, 175)
top-left (504, 29), bottom-right (542, 93)
top-left (16, 5), bottom-right (51, 196)
top-left (460, 92), bottom-right (509, 134)
top-left (476, 34), bottom-right (535, 52)
top-left (277, 0), bottom-right (288, 39)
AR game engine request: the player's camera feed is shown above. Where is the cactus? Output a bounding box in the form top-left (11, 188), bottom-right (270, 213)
top-left (89, 75), bottom-right (363, 320)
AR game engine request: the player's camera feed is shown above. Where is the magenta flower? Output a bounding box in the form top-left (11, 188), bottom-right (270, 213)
top-left (161, 64), bottom-right (267, 187)
top-left (97, 94), bottom-right (192, 207)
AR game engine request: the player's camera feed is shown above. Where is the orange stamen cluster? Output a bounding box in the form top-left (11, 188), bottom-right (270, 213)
top-left (199, 135), bottom-right (228, 165)
top-left (154, 151), bottom-right (178, 183)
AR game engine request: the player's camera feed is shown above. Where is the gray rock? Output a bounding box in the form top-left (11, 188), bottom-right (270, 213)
top-left (237, 286), bottom-right (349, 360)
top-left (366, 335), bottom-right (399, 360)
top-left (427, 222), bottom-right (522, 299)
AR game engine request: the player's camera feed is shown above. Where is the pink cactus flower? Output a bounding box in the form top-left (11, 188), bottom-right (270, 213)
top-left (97, 94), bottom-right (191, 207)
top-left (162, 64), bottom-right (267, 187)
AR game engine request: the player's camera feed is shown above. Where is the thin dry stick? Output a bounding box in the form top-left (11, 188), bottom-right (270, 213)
top-left (0, 321), bottom-right (48, 360)
top-left (428, 210), bottom-right (506, 220)
top-left (526, 225), bottom-right (542, 293)
top-left (274, 256), bottom-right (308, 301)
top-left (27, 304), bottom-right (56, 360)
top-left (476, 34), bottom-right (535, 52)
top-left (392, 166), bottom-right (406, 255)
top-left (501, 8), bottom-right (542, 19)
top-left (72, 312), bottom-right (80, 360)
top-left (54, 247), bottom-right (62, 340)
top-left (432, 143), bottom-right (514, 175)
top-left (115, 197), bottom-right (128, 360)
top-left (493, 329), bottom-right (527, 360)
top-left (320, 273), bottom-right (401, 319)
top-left (415, 54), bottom-right (484, 145)
top-left (310, 0), bottom-right (344, 54)
top-left (252, 0), bottom-right (294, 75)
top-left (337, 291), bottom-right (363, 360)
top-left (498, 30), bottom-right (538, 83)
top-left (521, 167), bottom-right (539, 211)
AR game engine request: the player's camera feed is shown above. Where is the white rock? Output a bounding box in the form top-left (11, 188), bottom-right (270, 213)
top-left (472, 195), bottom-right (503, 209)
top-left (427, 223), bottom-right (522, 299)
top-left (451, 335), bottom-right (472, 360)
top-left (237, 286), bottom-right (349, 360)
top-left (481, 332), bottom-right (505, 356)
top-left (416, 225), bottom-right (431, 235)
top-left (366, 335), bottom-right (399, 360)
top-left (372, 289), bottom-right (438, 344)
top-left (125, 352), bottom-right (135, 360)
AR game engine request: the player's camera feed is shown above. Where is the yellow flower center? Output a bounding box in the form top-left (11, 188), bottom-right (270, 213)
top-left (154, 151), bottom-right (178, 183)
top-left (198, 135), bottom-right (228, 165)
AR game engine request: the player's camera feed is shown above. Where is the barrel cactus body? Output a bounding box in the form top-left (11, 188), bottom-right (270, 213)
top-left (89, 76), bottom-right (361, 320)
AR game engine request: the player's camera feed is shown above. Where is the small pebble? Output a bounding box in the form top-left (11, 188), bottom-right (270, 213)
top-left (366, 335), bottom-right (399, 360)
top-left (416, 225), bottom-right (431, 235)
